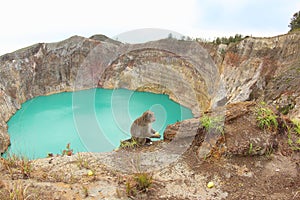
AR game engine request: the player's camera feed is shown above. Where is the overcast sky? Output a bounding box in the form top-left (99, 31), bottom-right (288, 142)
top-left (1, 0), bottom-right (299, 56)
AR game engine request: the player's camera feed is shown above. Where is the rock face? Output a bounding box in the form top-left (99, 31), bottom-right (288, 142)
top-left (164, 101), bottom-right (278, 158)
top-left (0, 36), bottom-right (120, 153)
top-left (204, 32), bottom-right (300, 120)
top-left (0, 37), bottom-right (221, 154)
top-left (0, 31), bottom-right (300, 154)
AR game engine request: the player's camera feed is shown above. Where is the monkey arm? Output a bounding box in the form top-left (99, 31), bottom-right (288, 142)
top-left (151, 128), bottom-right (156, 134)
top-left (150, 129), bottom-right (161, 138)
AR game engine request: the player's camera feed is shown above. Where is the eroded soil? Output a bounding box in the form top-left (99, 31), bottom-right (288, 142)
top-left (0, 102), bottom-right (299, 200)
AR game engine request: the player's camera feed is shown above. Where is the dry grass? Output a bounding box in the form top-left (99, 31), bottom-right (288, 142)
top-left (1, 154), bottom-right (33, 179)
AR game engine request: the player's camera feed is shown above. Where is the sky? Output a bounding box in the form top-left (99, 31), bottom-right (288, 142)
top-left (0, 0), bottom-right (299, 56)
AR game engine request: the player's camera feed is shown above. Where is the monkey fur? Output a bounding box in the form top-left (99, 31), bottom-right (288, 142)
top-left (130, 110), bottom-right (161, 145)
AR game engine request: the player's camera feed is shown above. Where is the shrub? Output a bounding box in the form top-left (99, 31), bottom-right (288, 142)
top-left (200, 114), bottom-right (224, 135)
top-left (255, 103), bottom-right (278, 130)
top-left (1, 154), bottom-right (33, 179)
top-left (213, 34), bottom-right (244, 45)
top-left (292, 119), bottom-right (300, 134)
top-left (125, 172), bottom-right (153, 197)
top-left (289, 11), bottom-right (300, 32)
top-left (287, 119), bottom-right (300, 151)
top-left (119, 138), bottom-right (138, 149)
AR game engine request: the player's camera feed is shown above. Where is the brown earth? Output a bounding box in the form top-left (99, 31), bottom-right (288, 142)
top-left (0, 101), bottom-right (299, 199)
top-left (184, 102), bottom-right (300, 200)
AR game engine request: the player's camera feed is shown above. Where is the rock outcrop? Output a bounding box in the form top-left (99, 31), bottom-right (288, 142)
top-left (204, 32), bottom-right (300, 120)
top-left (164, 101), bottom-right (279, 158)
top-left (0, 36), bottom-right (119, 153)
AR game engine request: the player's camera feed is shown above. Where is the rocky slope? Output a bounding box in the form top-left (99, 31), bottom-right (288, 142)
top-left (203, 31), bottom-right (300, 119)
top-left (0, 31), bottom-right (300, 199)
top-left (0, 101), bottom-right (299, 199)
top-left (0, 35), bottom-right (222, 154)
top-left (1, 31), bottom-right (299, 154)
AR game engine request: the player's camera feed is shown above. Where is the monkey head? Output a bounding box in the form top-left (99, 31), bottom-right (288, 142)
top-left (143, 110), bottom-right (156, 123)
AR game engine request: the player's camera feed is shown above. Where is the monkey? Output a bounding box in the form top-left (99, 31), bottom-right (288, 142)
top-left (130, 110), bottom-right (161, 145)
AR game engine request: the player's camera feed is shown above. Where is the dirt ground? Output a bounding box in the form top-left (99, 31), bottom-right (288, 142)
top-left (181, 102), bottom-right (300, 200)
top-left (0, 102), bottom-right (299, 200)
top-left (183, 148), bottom-right (300, 200)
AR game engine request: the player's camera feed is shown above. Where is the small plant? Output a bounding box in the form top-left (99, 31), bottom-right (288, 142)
top-left (249, 143), bottom-right (253, 155)
top-left (287, 119), bottom-right (300, 151)
top-left (255, 103), bottom-right (278, 130)
top-left (134, 173), bottom-right (153, 192)
top-left (0, 181), bottom-right (32, 200)
top-left (82, 186), bottom-right (89, 198)
top-left (116, 188), bottom-right (122, 198)
top-left (125, 180), bottom-right (136, 197)
top-left (1, 154), bottom-right (32, 179)
top-left (62, 143), bottom-right (73, 156)
top-left (125, 172), bottom-right (153, 197)
top-left (119, 138), bottom-right (138, 149)
top-left (200, 114), bottom-right (224, 135)
top-left (19, 157), bottom-right (32, 179)
top-left (3, 153), bottom-right (19, 168)
top-left (292, 119), bottom-right (300, 134)
top-left (76, 153), bottom-right (90, 169)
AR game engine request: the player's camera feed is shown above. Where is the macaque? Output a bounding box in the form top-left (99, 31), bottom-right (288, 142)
top-left (130, 110), bottom-right (161, 145)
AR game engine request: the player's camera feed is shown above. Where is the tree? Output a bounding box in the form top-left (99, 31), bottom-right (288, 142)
top-left (168, 33), bottom-right (173, 39)
top-left (289, 11), bottom-right (300, 32)
top-left (215, 37), bottom-right (221, 45)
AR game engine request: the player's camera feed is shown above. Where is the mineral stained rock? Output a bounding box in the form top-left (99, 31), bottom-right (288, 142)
top-left (1, 31), bottom-right (300, 154)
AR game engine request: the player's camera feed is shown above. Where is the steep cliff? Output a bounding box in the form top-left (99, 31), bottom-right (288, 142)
top-left (0, 37), bottom-right (220, 154)
top-left (0, 31), bottom-right (300, 154)
top-left (0, 36), bottom-right (119, 153)
top-left (204, 31), bottom-right (300, 120)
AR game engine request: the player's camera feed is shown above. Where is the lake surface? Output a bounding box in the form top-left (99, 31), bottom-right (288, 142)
top-left (5, 88), bottom-right (193, 159)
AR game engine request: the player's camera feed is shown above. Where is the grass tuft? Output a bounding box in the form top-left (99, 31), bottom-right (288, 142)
top-left (200, 114), bottom-right (224, 135)
top-left (125, 172), bottom-right (153, 197)
top-left (255, 102), bottom-right (278, 130)
top-left (119, 138), bottom-right (138, 149)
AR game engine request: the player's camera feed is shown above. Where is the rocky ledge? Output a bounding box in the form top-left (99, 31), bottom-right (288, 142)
top-left (0, 101), bottom-right (299, 199)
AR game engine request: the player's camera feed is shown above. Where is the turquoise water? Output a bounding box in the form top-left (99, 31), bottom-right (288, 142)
top-left (5, 88), bottom-right (193, 159)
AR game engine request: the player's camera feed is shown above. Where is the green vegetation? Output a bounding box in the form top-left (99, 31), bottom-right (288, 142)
top-left (255, 102), bottom-right (278, 130)
top-left (76, 153), bottom-right (90, 170)
top-left (119, 138), bottom-right (138, 149)
top-left (125, 172), bottom-right (153, 197)
top-left (292, 119), bottom-right (300, 134)
top-left (249, 143), bottom-right (253, 155)
top-left (134, 173), bottom-right (153, 191)
top-left (200, 114), bottom-right (224, 135)
top-left (289, 10), bottom-right (300, 32)
top-left (277, 103), bottom-right (295, 115)
top-left (288, 119), bottom-right (300, 151)
top-left (212, 34), bottom-right (244, 45)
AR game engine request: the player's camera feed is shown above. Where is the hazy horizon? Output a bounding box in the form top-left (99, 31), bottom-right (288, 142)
top-left (1, 0), bottom-right (299, 56)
